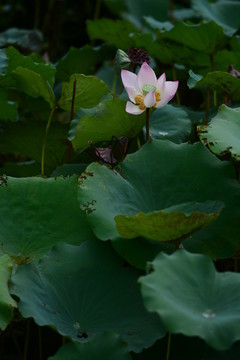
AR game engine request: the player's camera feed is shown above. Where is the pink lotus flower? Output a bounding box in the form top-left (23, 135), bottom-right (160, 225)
top-left (121, 62), bottom-right (179, 115)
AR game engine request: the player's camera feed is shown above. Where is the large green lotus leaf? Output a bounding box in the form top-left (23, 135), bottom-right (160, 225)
top-left (0, 176), bottom-right (95, 262)
top-left (71, 98), bottom-right (145, 152)
top-left (87, 19), bottom-right (136, 49)
top-left (49, 333), bottom-right (132, 360)
top-left (58, 73), bottom-right (110, 111)
top-left (188, 69), bottom-right (240, 101)
top-left (56, 45), bottom-right (111, 82)
top-left (11, 240), bottom-right (165, 352)
top-left (198, 105), bottom-right (240, 161)
top-left (0, 88), bottom-right (18, 121)
top-left (0, 255), bottom-right (17, 330)
top-left (0, 28), bottom-right (43, 51)
top-left (0, 46), bottom-right (56, 88)
top-left (161, 21), bottom-right (228, 55)
top-left (140, 249), bottom-right (240, 350)
top-left (12, 66), bottom-right (55, 108)
top-left (148, 105), bottom-right (191, 143)
top-left (78, 140), bottom-right (240, 258)
top-left (192, 0), bottom-right (240, 36)
top-left (115, 201), bottom-right (223, 242)
top-left (0, 120), bottom-right (68, 175)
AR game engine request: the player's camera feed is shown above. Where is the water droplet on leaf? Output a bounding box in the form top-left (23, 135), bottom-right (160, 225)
top-left (158, 131), bottom-right (168, 136)
top-left (202, 309), bottom-right (216, 319)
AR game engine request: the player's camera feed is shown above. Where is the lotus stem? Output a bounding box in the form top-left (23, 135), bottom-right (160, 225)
top-left (94, 0), bottom-right (102, 20)
top-left (209, 55), bottom-right (217, 107)
top-left (91, 0), bottom-right (102, 46)
top-left (213, 91), bottom-right (217, 107)
top-left (166, 332), bottom-right (172, 360)
top-left (23, 319), bottom-right (31, 360)
top-left (137, 135), bottom-right (141, 149)
top-left (41, 104), bottom-right (56, 176)
top-left (112, 71), bottom-right (117, 96)
top-left (205, 87), bottom-right (210, 125)
top-left (234, 256), bottom-right (238, 272)
top-left (67, 77), bottom-right (77, 163)
top-left (34, 0), bottom-right (41, 28)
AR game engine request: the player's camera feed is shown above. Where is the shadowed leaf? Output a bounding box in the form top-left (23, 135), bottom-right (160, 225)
top-left (48, 333), bottom-right (132, 360)
top-left (11, 240), bottom-right (165, 351)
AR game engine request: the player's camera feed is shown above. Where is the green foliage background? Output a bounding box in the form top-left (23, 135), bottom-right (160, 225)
top-left (0, 0), bottom-right (240, 359)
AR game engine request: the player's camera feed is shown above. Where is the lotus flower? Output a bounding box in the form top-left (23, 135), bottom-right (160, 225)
top-left (121, 62), bottom-right (179, 115)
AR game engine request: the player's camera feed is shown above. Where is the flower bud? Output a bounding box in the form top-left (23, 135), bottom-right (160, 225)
top-left (115, 49), bottom-right (131, 72)
top-left (228, 64), bottom-right (240, 78)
